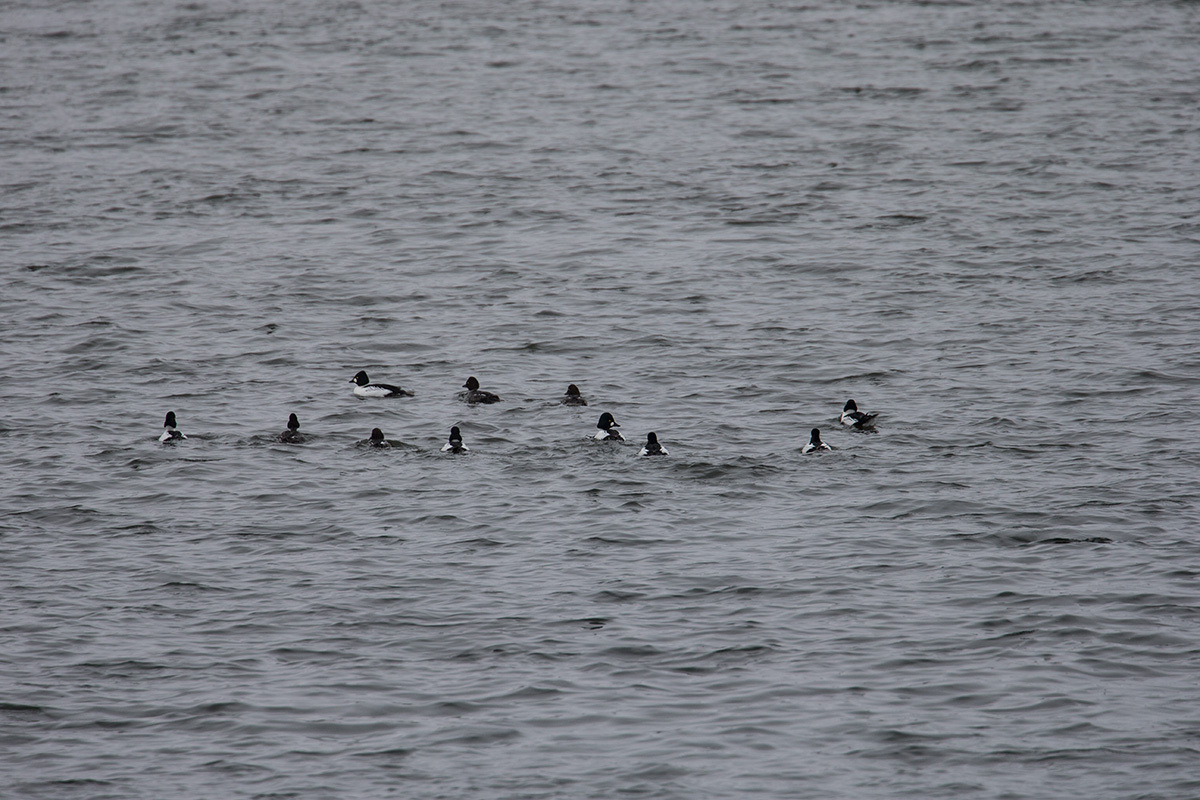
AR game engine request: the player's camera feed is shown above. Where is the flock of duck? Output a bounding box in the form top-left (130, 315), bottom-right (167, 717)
top-left (158, 370), bottom-right (879, 456)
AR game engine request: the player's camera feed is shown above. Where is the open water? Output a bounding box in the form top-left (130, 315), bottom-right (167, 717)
top-left (3, 0), bottom-right (1200, 797)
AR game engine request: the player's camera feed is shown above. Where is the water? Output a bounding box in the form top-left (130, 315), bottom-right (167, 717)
top-left (3, 1), bottom-right (1200, 797)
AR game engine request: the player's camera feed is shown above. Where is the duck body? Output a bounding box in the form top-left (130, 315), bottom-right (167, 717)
top-left (560, 384), bottom-right (588, 406)
top-left (461, 376), bottom-right (500, 404)
top-left (840, 399), bottom-right (878, 429)
top-left (594, 412), bottom-right (624, 441)
top-left (350, 370), bottom-right (413, 398)
top-left (159, 411), bottom-right (187, 443)
top-left (441, 426), bottom-right (469, 453)
top-left (802, 428), bottom-right (832, 454)
top-left (639, 432), bottom-right (668, 456)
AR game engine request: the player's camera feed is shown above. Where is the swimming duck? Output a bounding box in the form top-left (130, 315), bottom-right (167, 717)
top-left (594, 412), bottom-right (624, 441)
top-left (280, 413), bottom-right (305, 443)
top-left (360, 427), bottom-right (392, 448)
top-left (639, 431), bottom-right (668, 456)
top-left (560, 384), bottom-right (588, 406)
top-left (840, 399), bottom-right (878, 430)
top-left (802, 428), bottom-right (832, 454)
top-left (461, 376), bottom-right (501, 404)
top-left (441, 425), bottom-right (469, 453)
top-left (349, 370), bottom-right (413, 398)
top-left (159, 411), bottom-right (186, 443)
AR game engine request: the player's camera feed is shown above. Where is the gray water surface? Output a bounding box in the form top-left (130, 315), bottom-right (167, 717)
top-left (3, 1), bottom-right (1200, 798)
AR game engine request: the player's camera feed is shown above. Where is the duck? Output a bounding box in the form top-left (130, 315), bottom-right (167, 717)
top-left (802, 428), bottom-right (832, 454)
top-left (840, 399), bottom-right (878, 430)
top-left (441, 425), bottom-right (469, 453)
top-left (594, 412), bottom-right (624, 441)
top-left (639, 431), bottom-right (668, 456)
top-left (159, 411), bottom-right (186, 443)
top-left (349, 370), bottom-right (414, 398)
top-left (358, 428), bottom-right (392, 448)
top-left (461, 376), bottom-right (501, 404)
top-left (279, 413), bottom-right (305, 443)
top-left (560, 384), bottom-right (588, 406)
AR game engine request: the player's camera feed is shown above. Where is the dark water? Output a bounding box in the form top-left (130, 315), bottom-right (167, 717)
top-left (3, 1), bottom-right (1200, 797)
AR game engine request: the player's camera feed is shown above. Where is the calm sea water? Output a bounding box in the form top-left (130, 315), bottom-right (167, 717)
top-left (3, 1), bottom-right (1200, 798)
